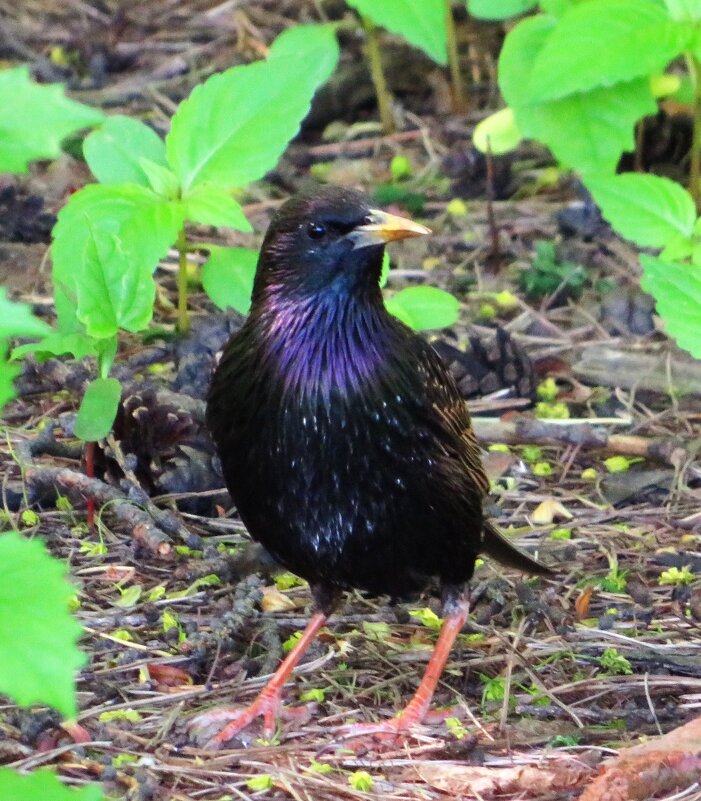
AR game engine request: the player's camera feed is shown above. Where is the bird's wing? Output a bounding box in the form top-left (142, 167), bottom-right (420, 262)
top-left (415, 339), bottom-right (490, 496)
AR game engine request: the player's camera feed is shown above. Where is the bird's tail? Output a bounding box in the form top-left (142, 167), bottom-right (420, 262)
top-left (482, 520), bottom-right (554, 576)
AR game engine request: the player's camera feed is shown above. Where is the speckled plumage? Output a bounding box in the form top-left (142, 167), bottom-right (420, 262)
top-left (207, 186), bottom-right (544, 613)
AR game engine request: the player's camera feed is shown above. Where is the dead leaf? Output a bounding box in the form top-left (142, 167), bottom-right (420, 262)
top-left (575, 585), bottom-right (593, 619)
top-left (531, 498), bottom-right (573, 525)
top-left (148, 664), bottom-right (193, 688)
top-left (261, 586), bottom-right (297, 612)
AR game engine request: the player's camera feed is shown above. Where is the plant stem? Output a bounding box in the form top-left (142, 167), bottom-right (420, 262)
top-left (689, 54), bottom-right (701, 212)
top-left (362, 15), bottom-right (395, 134)
top-left (85, 440), bottom-right (95, 530)
top-left (176, 226), bottom-right (190, 335)
top-left (444, 0), bottom-right (466, 113)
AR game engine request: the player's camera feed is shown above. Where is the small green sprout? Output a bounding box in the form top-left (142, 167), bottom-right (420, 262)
top-left (581, 467), bottom-right (598, 481)
top-left (494, 290), bottom-right (519, 310)
top-left (147, 584), bottom-right (167, 601)
top-left (79, 541), bottom-right (108, 557)
top-left (479, 302), bottom-right (496, 319)
top-left (390, 154), bottom-right (412, 181)
top-left (362, 620), bottom-right (392, 640)
top-left (20, 509), bottom-right (39, 527)
top-left (112, 629), bottom-right (134, 642)
top-left (99, 708), bottom-right (142, 723)
top-left (532, 461), bottom-right (553, 477)
top-left (307, 760), bottom-right (333, 774)
top-left (409, 607), bottom-right (443, 630)
top-left (348, 770), bottom-right (374, 792)
top-left (599, 555), bottom-right (628, 593)
top-left (521, 445), bottom-right (543, 463)
top-left (445, 716), bottom-right (468, 739)
top-left (550, 527), bottom-right (572, 540)
top-left (535, 401), bottom-right (570, 419)
top-left (604, 456), bottom-right (644, 473)
top-left (246, 774), bottom-right (273, 792)
top-left (300, 687), bottom-right (326, 703)
top-left (549, 734), bottom-right (581, 747)
top-left (480, 673), bottom-right (506, 704)
top-left (55, 495), bottom-right (73, 512)
top-left (112, 753), bottom-right (140, 767)
top-left (659, 566), bottom-right (695, 586)
top-left (599, 647), bottom-right (632, 675)
top-left (488, 443), bottom-right (511, 453)
top-left (282, 631), bottom-right (303, 653)
top-left (536, 377), bottom-right (558, 401)
top-left (161, 609), bottom-right (181, 633)
top-left (446, 198), bottom-right (468, 217)
top-left (274, 572), bottom-right (307, 590)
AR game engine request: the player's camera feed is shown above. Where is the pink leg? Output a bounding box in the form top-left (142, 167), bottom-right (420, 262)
top-left (340, 599), bottom-right (469, 747)
top-left (190, 611), bottom-right (328, 748)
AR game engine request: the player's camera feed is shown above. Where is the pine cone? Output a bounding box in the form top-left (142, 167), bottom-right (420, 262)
top-left (432, 327), bottom-right (535, 401)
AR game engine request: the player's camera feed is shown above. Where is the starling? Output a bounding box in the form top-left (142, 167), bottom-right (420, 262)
top-left (197, 186), bottom-right (551, 747)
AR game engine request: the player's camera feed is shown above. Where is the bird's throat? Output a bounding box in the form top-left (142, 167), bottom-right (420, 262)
top-left (253, 287), bottom-right (393, 399)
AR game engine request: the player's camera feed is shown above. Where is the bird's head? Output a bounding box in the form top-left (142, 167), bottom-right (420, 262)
top-left (251, 186), bottom-right (430, 303)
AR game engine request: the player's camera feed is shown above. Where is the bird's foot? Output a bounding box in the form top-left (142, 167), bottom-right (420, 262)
top-left (189, 690), bottom-right (314, 749)
top-left (335, 710), bottom-right (424, 751)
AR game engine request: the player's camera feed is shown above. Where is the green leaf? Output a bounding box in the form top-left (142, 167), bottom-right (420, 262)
top-left (74, 377), bottom-right (121, 441)
top-left (184, 184), bottom-right (252, 230)
top-left (139, 159), bottom-right (180, 198)
top-left (0, 66), bottom-right (104, 174)
top-left (385, 286), bottom-right (459, 330)
top-left (664, 0), bottom-right (701, 20)
top-left (52, 184), bottom-right (184, 334)
top-left (0, 359), bottom-right (20, 410)
top-left (83, 115), bottom-right (167, 186)
top-left (473, 107), bottom-right (522, 154)
top-left (166, 25), bottom-right (339, 191)
top-left (0, 287), bottom-right (50, 340)
top-left (347, 0), bottom-right (447, 64)
top-left (468, 0), bottom-right (538, 20)
top-left (0, 768), bottom-right (102, 801)
top-left (527, 0), bottom-right (690, 103)
top-left (201, 246), bottom-right (258, 314)
top-left (640, 255), bottom-right (701, 358)
top-left (379, 251), bottom-right (390, 287)
top-left (500, 15), bottom-right (657, 172)
top-left (12, 332), bottom-right (100, 362)
top-left (0, 532), bottom-right (85, 718)
top-left (586, 174), bottom-right (696, 248)
top-left (515, 78), bottom-right (656, 173)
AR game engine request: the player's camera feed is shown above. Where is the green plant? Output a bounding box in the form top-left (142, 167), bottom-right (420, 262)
top-left (0, 532), bottom-right (97, 800)
top-left (0, 66), bottom-right (104, 173)
top-left (473, 0), bottom-right (701, 359)
top-left (659, 565), bottom-right (695, 585)
top-left (519, 240), bottom-right (586, 300)
top-left (16, 25), bottom-right (340, 442)
top-left (599, 647), bottom-right (633, 675)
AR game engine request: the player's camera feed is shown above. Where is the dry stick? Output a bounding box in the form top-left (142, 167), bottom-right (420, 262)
top-left (361, 14), bottom-right (395, 135)
top-left (471, 416), bottom-right (691, 467)
top-left (24, 466), bottom-right (173, 557)
top-left (444, 0), bottom-right (467, 113)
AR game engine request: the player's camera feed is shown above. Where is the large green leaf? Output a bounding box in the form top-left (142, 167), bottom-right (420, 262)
top-left (75, 227), bottom-right (156, 338)
top-left (0, 768), bottom-right (102, 801)
top-left (83, 115), bottom-right (167, 186)
top-left (499, 14), bottom-right (556, 107)
top-left (514, 78), bottom-right (656, 173)
top-left (166, 24), bottom-right (339, 192)
top-left (0, 532), bottom-right (85, 718)
top-left (184, 184), bottom-right (252, 230)
top-left (385, 286), bottom-right (459, 330)
top-left (0, 67), bottom-right (104, 174)
top-left (52, 184), bottom-right (184, 334)
top-left (74, 377), bottom-right (121, 441)
top-left (0, 288), bottom-right (50, 340)
top-left (468, 0), bottom-right (537, 20)
top-left (201, 246), bottom-right (258, 314)
top-left (527, 0), bottom-right (690, 103)
top-left (640, 255), bottom-right (701, 358)
top-left (347, 0), bottom-right (447, 64)
top-left (586, 174), bottom-right (696, 248)
top-left (473, 107), bottom-right (522, 155)
top-left (12, 332), bottom-right (100, 362)
top-left (664, 0), bottom-right (701, 20)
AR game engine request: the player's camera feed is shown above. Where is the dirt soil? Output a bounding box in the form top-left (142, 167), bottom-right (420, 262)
top-left (1, 2), bottom-right (701, 800)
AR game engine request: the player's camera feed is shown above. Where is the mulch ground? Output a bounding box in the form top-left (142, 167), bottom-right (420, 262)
top-left (1, 2), bottom-right (701, 799)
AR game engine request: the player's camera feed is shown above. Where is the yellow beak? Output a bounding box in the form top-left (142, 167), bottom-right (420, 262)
top-left (349, 209), bottom-right (431, 250)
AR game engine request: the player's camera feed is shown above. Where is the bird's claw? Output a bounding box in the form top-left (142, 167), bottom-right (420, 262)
top-left (189, 694), bottom-right (315, 749)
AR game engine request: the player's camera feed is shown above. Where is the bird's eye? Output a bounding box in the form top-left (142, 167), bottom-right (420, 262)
top-left (361, 214), bottom-right (373, 226)
top-left (307, 221), bottom-right (326, 239)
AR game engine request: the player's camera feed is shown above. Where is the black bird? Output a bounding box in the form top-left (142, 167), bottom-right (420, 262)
top-left (197, 186), bottom-right (551, 746)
